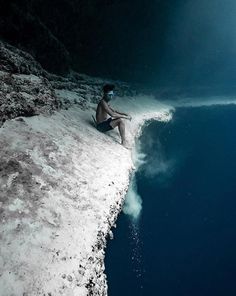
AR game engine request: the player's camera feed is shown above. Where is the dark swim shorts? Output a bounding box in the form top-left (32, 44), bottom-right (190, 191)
top-left (97, 117), bottom-right (114, 132)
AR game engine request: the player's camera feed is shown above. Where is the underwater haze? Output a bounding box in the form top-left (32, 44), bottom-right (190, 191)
top-left (105, 103), bottom-right (236, 296)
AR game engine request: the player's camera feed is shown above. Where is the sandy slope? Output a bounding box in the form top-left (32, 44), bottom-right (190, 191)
top-left (0, 93), bottom-right (172, 296)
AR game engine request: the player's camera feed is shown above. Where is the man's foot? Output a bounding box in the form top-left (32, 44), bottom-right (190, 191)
top-left (121, 140), bottom-right (131, 149)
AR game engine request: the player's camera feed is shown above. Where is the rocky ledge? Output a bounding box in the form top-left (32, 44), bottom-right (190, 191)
top-left (0, 42), bottom-right (172, 295)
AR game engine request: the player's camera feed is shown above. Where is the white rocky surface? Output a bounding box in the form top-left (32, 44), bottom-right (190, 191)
top-left (0, 41), bottom-right (173, 296)
top-left (0, 40), bottom-right (137, 125)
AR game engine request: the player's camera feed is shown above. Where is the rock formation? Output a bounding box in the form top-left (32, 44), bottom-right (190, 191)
top-left (0, 41), bottom-right (171, 295)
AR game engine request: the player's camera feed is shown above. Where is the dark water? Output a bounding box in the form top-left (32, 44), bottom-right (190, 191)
top-left (105, 105), bottom-right (236, 296)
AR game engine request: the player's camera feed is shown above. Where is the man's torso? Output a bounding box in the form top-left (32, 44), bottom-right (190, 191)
top-left (96, 99), bottom-right (110, 123)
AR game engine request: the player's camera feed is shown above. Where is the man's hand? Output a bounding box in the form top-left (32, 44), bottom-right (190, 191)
top-left (120, 115), bottom-right (132, 121)
top-left (125, 115), bottom-right (132, 121)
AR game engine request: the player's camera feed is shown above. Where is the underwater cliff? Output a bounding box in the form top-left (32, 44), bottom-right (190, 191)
top-left (0, 41), bottom-right (172, 295)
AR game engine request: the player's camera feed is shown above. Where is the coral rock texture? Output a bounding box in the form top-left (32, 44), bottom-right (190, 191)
top-left (0, 42), bottom-right (172, 295)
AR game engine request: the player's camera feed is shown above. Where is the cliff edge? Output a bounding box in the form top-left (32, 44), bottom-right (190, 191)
top-left (0, 42), bottom-right (172, 296)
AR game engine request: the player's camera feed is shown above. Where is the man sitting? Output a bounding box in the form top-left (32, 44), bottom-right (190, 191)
top-left (96, 84), bottom-right (132, 148)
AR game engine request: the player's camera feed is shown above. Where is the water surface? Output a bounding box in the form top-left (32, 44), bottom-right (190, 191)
top-left (105, 105), bottom-right (236, 296)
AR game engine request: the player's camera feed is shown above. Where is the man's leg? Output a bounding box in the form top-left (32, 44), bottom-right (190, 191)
top-left (110, 118), bottom-right (127, 145)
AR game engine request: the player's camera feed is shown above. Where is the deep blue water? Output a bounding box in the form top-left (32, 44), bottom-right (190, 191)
top-left (105, 105), bottom-right (236, 296)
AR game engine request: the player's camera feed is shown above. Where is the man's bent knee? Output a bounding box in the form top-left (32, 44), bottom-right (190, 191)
top-left (119, 120), bottom-right (125, 130)
top-left (110, 118), bottom-right (121, 128)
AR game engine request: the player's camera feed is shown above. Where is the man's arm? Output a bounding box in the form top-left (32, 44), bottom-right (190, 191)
top-left (102, 100), bottom-right (130, 119)
top-left (109, 105), bottom-right (131, 119)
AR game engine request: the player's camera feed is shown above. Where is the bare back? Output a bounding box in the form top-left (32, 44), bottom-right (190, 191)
top-left (96, 99), bottom-right (111, 123)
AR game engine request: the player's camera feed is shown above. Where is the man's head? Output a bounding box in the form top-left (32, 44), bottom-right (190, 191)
top-left (103, 84), bottom-right (115, 102)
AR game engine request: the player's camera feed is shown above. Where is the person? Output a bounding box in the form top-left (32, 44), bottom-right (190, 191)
top-left (96, 84), bottom-right (132, 148)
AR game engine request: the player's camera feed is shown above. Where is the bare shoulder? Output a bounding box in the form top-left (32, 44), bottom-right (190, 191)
top-left (96, 99), bottom-right (103, 109)
top-left (100, 99), bottom-right (107, 106)
top-left (100, 99), bottom-right (109, 110)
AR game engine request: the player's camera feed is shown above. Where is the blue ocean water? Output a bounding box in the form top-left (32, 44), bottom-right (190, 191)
top-left (105, 105), bottom-right (236, 296)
